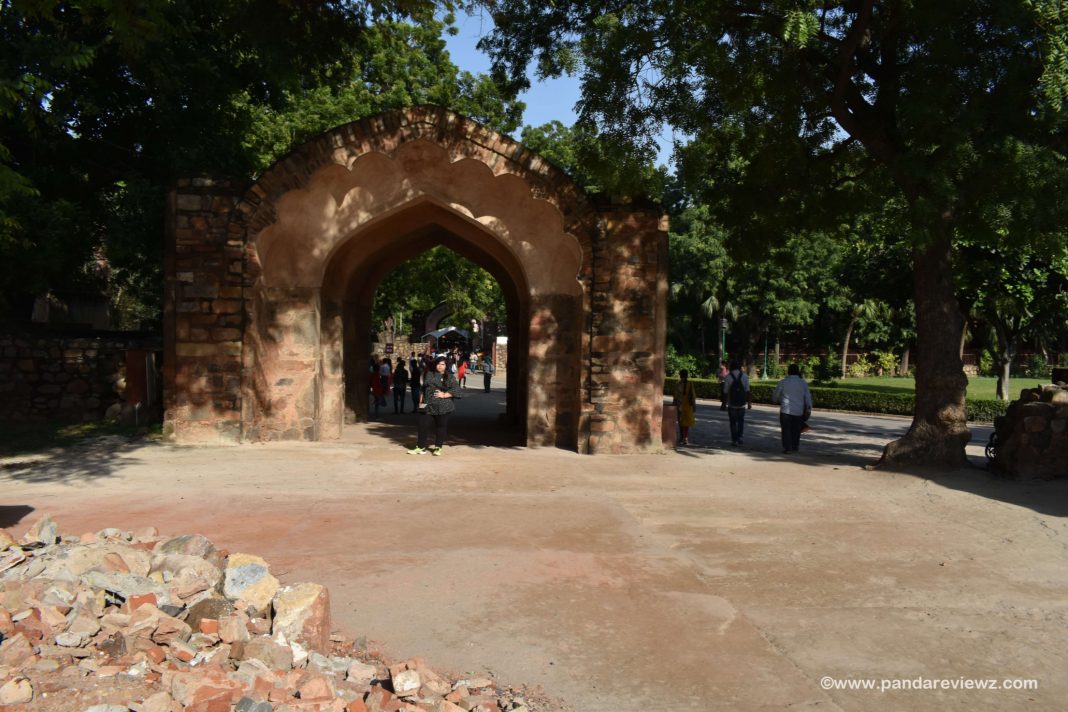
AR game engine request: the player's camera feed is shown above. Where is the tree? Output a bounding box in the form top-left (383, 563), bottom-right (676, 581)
top-left (476, 0), bottom-right (1068, 468)
top-left (373, 246), bottom-right (506, 339)
top-left (0, 3), bottom-right (520, 326)
top-left (957, 239), bottom-right (1068, 400)
top-left (242, 16), bottom-right (525, 172)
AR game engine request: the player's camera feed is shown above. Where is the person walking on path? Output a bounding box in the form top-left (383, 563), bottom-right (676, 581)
top-left (772, 363), bottom-right (813, 453)
top-left (408, 356), bottom-right (461, 456)
top-left (409, 357), bottom-right (421, 412)
top-left (482, 353), bottom-right (495, 392)
top-left (673, 369), bottom-right (697, 445)
top-left (392, 359), bottom-right (409, 414)
top-left (457, 357), bottom-right (468, 389)
top-left (721, 361), bottom-right (752, 446)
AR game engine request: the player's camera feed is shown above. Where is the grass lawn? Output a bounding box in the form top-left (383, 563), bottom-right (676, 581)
top-left (827, 375), bottom-right (1047, 401)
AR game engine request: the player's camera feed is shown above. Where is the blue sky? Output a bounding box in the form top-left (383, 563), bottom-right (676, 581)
top-left (442, 11), bottom-right (675, 166)
top-left (443, 11), bottom-right (580, 129)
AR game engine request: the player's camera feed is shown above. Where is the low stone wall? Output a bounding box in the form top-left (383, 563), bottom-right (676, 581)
top-left (990, 383), bottom-right (1068, 479)
top-left (0, 330), bottom-right (162, 423)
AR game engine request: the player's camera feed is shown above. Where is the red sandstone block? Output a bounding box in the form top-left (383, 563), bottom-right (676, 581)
top-left (348, 700), bottom-right (370, 712)
top-left (124, 593), bottom-right (158, 613)
top-left (143, 644), bottom-right (167, 665)
top-left (199, 618), bottom-right (219, 635)
top-left (269, 686), bottom-right (292, 702)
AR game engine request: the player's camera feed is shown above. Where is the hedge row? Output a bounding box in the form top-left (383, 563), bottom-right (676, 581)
top-left (663, 377), bottom-right (1007, 423)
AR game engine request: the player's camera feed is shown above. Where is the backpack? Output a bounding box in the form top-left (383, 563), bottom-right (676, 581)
top-left (728, 371), bottom-right (746, 407)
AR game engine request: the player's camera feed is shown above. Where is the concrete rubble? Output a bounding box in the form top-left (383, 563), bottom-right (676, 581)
top-left (0, 514), bottom-right (551, 712)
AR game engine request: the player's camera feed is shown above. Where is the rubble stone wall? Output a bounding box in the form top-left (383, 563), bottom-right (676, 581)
top-left (580, 208), bottom-right (669, 454)
top-left (0, 330), bottom-right (161, 423)
top-left (991, 382), bottom-right (1068, 479)
top-left (163, 178), bottom-right (245, 443)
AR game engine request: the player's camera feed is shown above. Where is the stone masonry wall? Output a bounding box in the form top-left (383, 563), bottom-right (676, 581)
top-left (991, 382), bottom-right (1068, 479)
top-left (163, 178), bottom-right (245, 443)
top-left (581, 205), bottom-right (669, 454)
top-left (0, 330), bottom-right (161, 423)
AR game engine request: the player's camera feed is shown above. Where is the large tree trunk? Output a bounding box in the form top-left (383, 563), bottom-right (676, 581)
top-left (898, 344), bottom-right (911, 377)
top-left (841, 316), bottom-right (857, 378)
top-left (878, 231), bottom-right (970, 469)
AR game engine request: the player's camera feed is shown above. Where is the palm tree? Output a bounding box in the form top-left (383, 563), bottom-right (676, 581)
top-left (841, 299), bottom-right (882, 378)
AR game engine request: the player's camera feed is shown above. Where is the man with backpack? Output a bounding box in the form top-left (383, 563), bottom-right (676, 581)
top-left (721, 360), bottom-right (752, 446)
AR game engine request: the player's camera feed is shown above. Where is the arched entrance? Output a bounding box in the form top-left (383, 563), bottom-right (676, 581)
top-left (163, 107), bottom-right (668, 453)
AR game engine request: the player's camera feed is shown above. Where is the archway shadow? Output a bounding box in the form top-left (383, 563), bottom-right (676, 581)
top-left (671, 398), bottom-right (1068, 517)
top-left (0, 436), bottom-right (151, 484)
top-left (0, 505), bottom-right (35, 529)
top-left (343, 383), bottom-right (524, 450)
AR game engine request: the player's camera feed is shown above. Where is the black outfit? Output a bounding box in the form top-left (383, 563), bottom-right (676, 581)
top-left (417, 370), bottom-right (461, 449)
top-left (409, 367), bottom-right (421, 411)
top-left (780, 413), bottom-right (804, 452)
top-left (392, 365), bottom-right (409, 413)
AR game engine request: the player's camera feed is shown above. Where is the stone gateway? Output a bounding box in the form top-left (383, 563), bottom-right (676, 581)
top-left (163, 106), bottom-right (667, 453)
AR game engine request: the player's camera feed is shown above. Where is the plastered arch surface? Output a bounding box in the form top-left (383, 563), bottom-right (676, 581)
top-left (252, 140), bottom-right (584, 298)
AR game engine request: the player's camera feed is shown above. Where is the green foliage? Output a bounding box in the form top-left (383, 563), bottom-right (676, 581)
top-left (1027, 0), bottom-right (1068, 112)
top-left (243, 17), bottom-right (525, 172)
top-left (870, 350), bottom-right (899, 376)
top-left (480, 0), bottom-right (1068, 448)
top-left (0, 3), bottom-right (521, 324)
top-left (373, 246), bottom-right (506, 335)
top-left (978, 349), bottom-right (996, 376)
top-left (814, 354), bottom-right (841, 383)
top-left (848, 355), bottom-right (874, 378)
top-left (665, 344), bottom-right (701, 377)
top-left (1024, 354), bottom-right (1051, 379)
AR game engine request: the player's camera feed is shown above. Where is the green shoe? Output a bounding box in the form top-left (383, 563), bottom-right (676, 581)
top-left (407, 446), bottom-right (427, 455)
top-left (431, 446), bottom-right (443, 456)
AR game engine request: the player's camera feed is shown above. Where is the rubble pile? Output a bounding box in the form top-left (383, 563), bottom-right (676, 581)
top-left (0, 515), bottom-right (550, 712)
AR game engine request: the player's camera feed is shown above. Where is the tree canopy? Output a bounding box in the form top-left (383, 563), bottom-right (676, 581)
top-left (476, 0), bottom-right (1068, 467)
top-left (0, 1), bottom-right (520, 327)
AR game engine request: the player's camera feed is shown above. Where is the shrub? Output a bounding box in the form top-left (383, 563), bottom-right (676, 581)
top-left (1023, 354), bottom-right (1050, 379)
top-left (665, 345), bottom-right (701, 377)
top-left (763, 360), bottom-right (784, 379)
top-left (816, 354), bottom-right (840, 382)
top-left (871, 350), bottom-right (898, 376)
top-left (848, 354), bottom-right (874, 378)
top-left (978, 349), bottom-right (995, 376)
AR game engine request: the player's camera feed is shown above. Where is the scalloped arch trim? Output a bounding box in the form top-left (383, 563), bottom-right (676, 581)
top-left (252, 134), bottom-right (585, 296)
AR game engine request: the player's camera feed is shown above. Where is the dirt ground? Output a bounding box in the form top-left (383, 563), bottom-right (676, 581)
top-left (2, 392), bottom-right (1066, 711)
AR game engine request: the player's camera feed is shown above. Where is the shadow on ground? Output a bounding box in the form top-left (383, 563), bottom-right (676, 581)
top-left (672, 399), bottom-right (1068, 517)
top-left (346, 386), bottom-right (524, 450)
top-left (0, 436), bottom-right (151, 484)
top-left (0, 505), bottom-right (35, 528)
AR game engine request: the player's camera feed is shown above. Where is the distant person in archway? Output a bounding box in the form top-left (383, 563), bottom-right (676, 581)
top-left (392, 358), bottom-right (409, 414)
top-left (772, 363), bottom-right (812, 454)
top-left (482, 352), bottom-right (495, 392)
top-left (409, 356), bottom-right (421, 412)
top-left (408, 356), bottom-right (460, 456)
top-left (673, 369), bottom-right (696, 445)
top-left (457, 356), bottom-right (467, 389)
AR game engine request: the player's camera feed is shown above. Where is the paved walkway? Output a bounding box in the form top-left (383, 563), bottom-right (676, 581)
top-left (1, 385), bottom-right (1064, 711)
